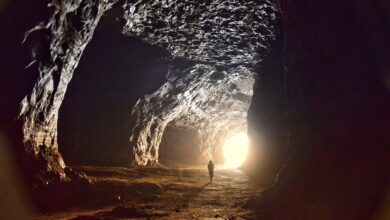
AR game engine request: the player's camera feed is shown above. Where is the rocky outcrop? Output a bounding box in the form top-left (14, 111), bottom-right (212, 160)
top-left (19, 0), bottom-right (117, 181)
top-left (123, 0), bottom-right (278, 165)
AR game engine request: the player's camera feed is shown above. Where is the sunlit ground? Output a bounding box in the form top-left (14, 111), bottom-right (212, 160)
top-left (221, 132), bottom-right (249, 169)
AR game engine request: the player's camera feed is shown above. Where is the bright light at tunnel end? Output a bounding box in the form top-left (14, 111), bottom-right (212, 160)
top-left (222, 132), bottom-right (249, 169)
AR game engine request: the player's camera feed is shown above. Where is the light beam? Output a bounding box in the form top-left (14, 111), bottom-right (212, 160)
top-left (222, 132), bottom-right (249, 168)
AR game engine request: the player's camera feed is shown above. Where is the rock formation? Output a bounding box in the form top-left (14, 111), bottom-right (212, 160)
top-left (18, 0), bottom-right (117, 181)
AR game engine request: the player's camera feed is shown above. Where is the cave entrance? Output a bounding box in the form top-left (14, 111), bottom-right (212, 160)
top-left (222, 132), bottom-right (250, 168)
top-left (58, 9), bottom-right (170, 166)
top-left (158, 120), bottom-right (251, 168)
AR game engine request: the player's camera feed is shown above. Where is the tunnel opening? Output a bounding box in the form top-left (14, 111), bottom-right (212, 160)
top-left (58, 8), bottom-right (171, 166)
top-left (158, 124), bottom-right (252, 168)
top-left (222, 132), bottom-right (250, 168)
top-left (157, 113), bottom-right (252, 168)
top-left (158, 123), bottom-right (201, 167)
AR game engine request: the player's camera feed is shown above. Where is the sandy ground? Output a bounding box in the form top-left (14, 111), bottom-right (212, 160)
top-left (34, 166), bottom-right (264, 220)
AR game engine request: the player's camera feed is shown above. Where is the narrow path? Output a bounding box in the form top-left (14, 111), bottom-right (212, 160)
top-left (36, 166), bottom-right (263, 219)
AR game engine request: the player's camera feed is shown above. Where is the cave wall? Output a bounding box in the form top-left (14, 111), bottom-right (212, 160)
top-left (248, 0), bottom-right (390, 219)
top-left (17, 0), bottom-right (117, 181)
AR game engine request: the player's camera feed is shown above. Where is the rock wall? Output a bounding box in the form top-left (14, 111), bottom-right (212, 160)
top-left (18, 0), bottom-right (117, 182)
top-left (250, 0), bottom-right (390, 218)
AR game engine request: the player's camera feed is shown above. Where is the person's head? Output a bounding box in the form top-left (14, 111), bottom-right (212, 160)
top-left (209, 160), bottom-right (213, 164)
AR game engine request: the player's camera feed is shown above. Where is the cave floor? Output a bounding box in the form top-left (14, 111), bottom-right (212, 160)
top-left (34, 166), bottom-right (264, 220)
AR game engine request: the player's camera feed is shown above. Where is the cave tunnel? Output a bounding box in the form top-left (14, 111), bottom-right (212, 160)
top-left (0, 0), bottom-right (389, 219)
top-left (58, 8), bottom-right (171, 166)
top-left (58, 6), bottom-right (255, 167)
top-left (158, 123), bottom-right (202, 167)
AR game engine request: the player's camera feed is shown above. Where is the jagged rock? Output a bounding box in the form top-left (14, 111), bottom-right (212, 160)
top-left (123, 0), bottom-right (278, 66)
top-left (19, 0), bottom-right (117, 181)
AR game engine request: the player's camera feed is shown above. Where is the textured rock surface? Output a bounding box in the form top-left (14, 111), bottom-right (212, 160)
top-left (123, 0), bottom-right (278, 165)
top-left (129, 64), bottom-right (255, 165)
top-left (18, 0), bottom-right (117, 181)
top-left (123, 0), bottom-right (278, 66)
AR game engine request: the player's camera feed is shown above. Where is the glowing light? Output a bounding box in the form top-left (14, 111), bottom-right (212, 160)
top-left (222, 132), bottom-right (249, 168)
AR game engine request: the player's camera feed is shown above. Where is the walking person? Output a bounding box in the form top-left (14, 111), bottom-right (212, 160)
top-left (208, 160), bottom-right (215, 182)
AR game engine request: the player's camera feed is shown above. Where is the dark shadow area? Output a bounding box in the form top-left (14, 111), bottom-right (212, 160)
top-left (0, 0), bottom-right (50, 143)
top-left (247, 0), bottom-right (390, 219)
top-left (0, 0), bottom-right (50, 125)
top-left (58, 8), bottom-right (170, 166)
top-left (0, 0), bottom-right (57, 205)
top-left (158, 124), bottom-right (201, 167)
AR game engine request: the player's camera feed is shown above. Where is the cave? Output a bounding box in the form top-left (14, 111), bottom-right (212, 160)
top-left (0, 0), bottom-right (389, 219)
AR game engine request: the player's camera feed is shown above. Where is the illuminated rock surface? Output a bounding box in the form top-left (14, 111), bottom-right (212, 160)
top-left (128, 64), bottom-right (255, 165)
top-left (18, 0), bottom-right (117, 181)
top-left (122, 0), bottom-right (277, 65)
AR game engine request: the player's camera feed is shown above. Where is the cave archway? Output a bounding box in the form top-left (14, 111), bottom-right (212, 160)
top-left (55, 2), bottom-right (261, 168)
top-left (58, 9), bottom-right (170, 165)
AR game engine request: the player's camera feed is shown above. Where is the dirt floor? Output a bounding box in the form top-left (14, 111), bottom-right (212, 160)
top-left (33, 166), bottom-right (264, 220)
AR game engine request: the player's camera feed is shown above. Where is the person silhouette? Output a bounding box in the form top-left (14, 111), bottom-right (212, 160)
top-left (208, 160), bottom-right (215, 182)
